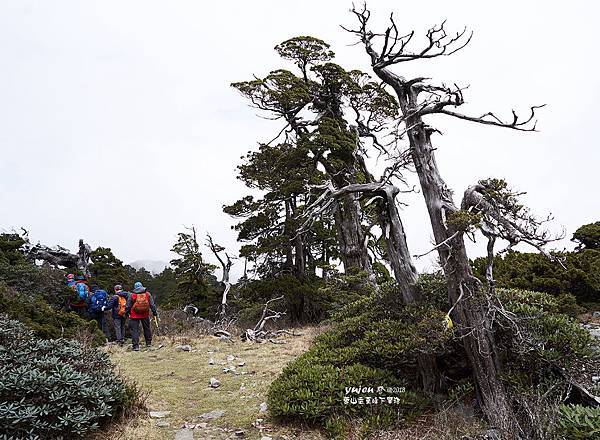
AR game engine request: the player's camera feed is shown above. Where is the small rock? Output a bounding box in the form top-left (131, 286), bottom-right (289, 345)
top-left (237, 361), bottom-right (245, 367)
top-left (592, 376), bottom-right (600, 383)
top-left (209, 377), bottom-right (221, 388)
top-left (197, 422), bottom-right (208, 429)
top-left (200, 409), bottom-right (225, 419)
top-left (175, 428), bottom-right (194, 440)
top-left (240, 383), bottom-right (246, 391)
top-left (177, 344), bottom-right (192, 352)
top-left (156, 421), bottom-right (170, 427)
top-left (260, 436), bottom-right (272, 440)
top-left (226, 354), bottom-right (235, 362)
top-left (481, 429), bottom-right (501, 440)
top-left (259, 402), bottom-right (268, 413)
top-left (149, 410), bottom-right (171, 418)
top-left (208, 357), bottom-right (214, 365)
top-left (234, 430), bottom-right (245, 437)
top-left (592, 311), bottom-right (600, 318)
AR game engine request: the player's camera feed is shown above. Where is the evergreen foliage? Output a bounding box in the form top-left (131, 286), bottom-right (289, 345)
top-left (558, 404), bottom-right (600, 439)
top-left (268, 283), bottom-right (599, 438)
top-left (0, 315), bottom-right (129, 439)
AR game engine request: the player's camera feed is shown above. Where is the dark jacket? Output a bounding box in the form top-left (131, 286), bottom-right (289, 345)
top-left (125, 287), bottom-right (157, 319)
top-left (105, 291), bottom-right (130, 319)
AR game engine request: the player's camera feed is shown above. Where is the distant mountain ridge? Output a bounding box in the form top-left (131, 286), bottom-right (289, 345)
top-left (128, 260), bottom-right (170, 275)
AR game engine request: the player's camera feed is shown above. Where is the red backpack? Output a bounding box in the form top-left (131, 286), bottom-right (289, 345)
top-left (132, 292), bottom-right (150, 315)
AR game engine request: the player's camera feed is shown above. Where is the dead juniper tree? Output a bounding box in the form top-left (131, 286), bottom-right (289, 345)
top-left (345, 5), bottom-right (553, 434)
top-left (27, 237), bottom-right (92, 277)
top-left (303, 179), bottom-right (443, 392)
top-left (206, 233), bottom-right (234, 320)
top-left (242, 295), bottom-right (286, 342)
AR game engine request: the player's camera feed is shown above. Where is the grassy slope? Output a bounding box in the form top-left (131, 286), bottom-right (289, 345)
top-left (107, 329), bottom-right (325, 440)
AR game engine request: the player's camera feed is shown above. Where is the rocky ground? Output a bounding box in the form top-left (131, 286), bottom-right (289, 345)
top-left (101, 315), bottom-right (600, 440)
top-left (103, 328), bottom-right (325, 440)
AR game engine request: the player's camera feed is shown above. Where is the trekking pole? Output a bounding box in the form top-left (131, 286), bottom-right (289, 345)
top-left (154, 315), bottom-right (161, 336)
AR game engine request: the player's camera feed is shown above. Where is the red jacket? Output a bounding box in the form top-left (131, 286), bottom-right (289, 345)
top-left (125, 290), bottom-right (157, 319)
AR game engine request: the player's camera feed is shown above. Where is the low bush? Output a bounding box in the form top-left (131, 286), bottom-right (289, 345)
top-left (233, 272), bottom-right (370, 327)
top-left (268, 281), bottom-right (600, 438)
top-left (0, 283), bottom-right (105, 347)
top-left (0, 314), bottom-right (131, 439)
top-left (268, 283), bottom-right (450, 437)
top-left (558, 404), bottom-right (600, 439)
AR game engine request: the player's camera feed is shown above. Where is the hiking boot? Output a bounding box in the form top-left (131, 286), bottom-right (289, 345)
top-left (132, 346), bottom-right (140, 352)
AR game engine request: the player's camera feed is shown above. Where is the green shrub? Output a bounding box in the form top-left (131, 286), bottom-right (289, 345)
top-left (268, 353), bottom-right (427, 429)
top-left (0, 283), bottom-right (105, 347)
top-left (234, 273), bottom-right (367, 326)
top-left (0, 314), bottom-right (128, 439)
top-left (497, 288), bottom-right (596, 363)
top-left (558, 404), bottom-right (600, 439)
top-left (268, 283), bottom-right (447, 437)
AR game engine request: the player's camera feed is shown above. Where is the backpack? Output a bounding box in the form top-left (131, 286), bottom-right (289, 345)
top-left (132, 292), bottom-right (150, 315)
top-left (75, 282), bottom-right (90, 301)
top-left (89, 289), bottom-right (108, 313)
top-left (117, 295), bottom-right (127, 317)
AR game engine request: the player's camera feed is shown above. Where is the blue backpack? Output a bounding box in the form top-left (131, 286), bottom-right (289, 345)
top-left (89, 289), bottom-right (108, 313)
top-left (75, 282), bottom-right (90, 301)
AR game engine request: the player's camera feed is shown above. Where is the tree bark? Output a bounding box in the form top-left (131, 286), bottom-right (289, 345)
top-left (334, 193), bottom-right (374, 281)
top-left (379, 74), bottom-right (517, 432)
top-left (318, 181), bottom-right (442, 392)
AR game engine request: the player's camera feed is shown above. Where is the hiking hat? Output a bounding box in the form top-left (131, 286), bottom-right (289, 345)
top-left (114, 284), bottom-right (123, 292)
top-left (134, 281), bottom-right (143, 290)
top-left (67, 273), bottom-right (75, 280)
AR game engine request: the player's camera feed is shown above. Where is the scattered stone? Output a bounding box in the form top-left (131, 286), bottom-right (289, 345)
top-left (177, 344), bottom-right (192, 352)
top-left (260, 436), bottom-right (272, 440)
top-left (240, 383), bottom-right (246, 391)
top-left (149, 410), bottom-right (171, 418)
top-left (175, 428), bottom-right (194, 440)
top-left (234, 430), bottom-right (245, 437)
top-left (592, 376), bottom-right (600, 383)
top-left (237, 361), bottom-right (245, 367)
top-left (156, 421), bottom-right (170, 427)
top-left (589, 328), bottom-right (600, 339)
top-left (259, 402), bottom-right (268, 413)
top-left (208, 357), bottom-right (214, 365)
top-left (197, 422), bottom-right (208, 429)
top-left (200, 409), bottom-right (225, 420)
top-left (209, 377), bottom-right (221, 388)
top-left (226, 354), bottom-right (235, 362)
top-left (592, 311), bottom-right (600, 318)
top-left (481, 429), bottom-right (501, 440)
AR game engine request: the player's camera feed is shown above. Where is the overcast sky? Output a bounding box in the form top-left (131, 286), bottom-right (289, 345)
top-left (1, 1), bottom-right (598, 279)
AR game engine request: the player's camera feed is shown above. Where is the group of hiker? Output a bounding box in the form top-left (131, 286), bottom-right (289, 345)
top-left (66, 273), bottom-right (159, 351)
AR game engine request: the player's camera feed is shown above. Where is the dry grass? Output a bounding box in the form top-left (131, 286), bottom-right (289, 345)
top-left (105, 326), bottom-right (327, 440)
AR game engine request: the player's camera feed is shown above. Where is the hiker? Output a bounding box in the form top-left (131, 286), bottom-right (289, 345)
top-left (88, 285), bottom-right (108, 337)
top-left (125, 281), bottom-right (158, 351)
top-left (102, 284), bottom-right (129, 345)
top-left (66, 273), bottom-right (76, 289)
top-left (68, 275), bottom-right (89, 316)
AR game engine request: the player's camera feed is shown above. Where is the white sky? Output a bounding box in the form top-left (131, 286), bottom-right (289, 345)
top-left (1, 1), bottom-right (599, 279)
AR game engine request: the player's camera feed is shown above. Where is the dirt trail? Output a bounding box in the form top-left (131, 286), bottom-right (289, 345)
top-left (107, 328), bottom-right (324, 440)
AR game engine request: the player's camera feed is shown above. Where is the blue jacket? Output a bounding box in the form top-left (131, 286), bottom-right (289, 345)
top-left (104, 291), bottom-right (130, 319)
